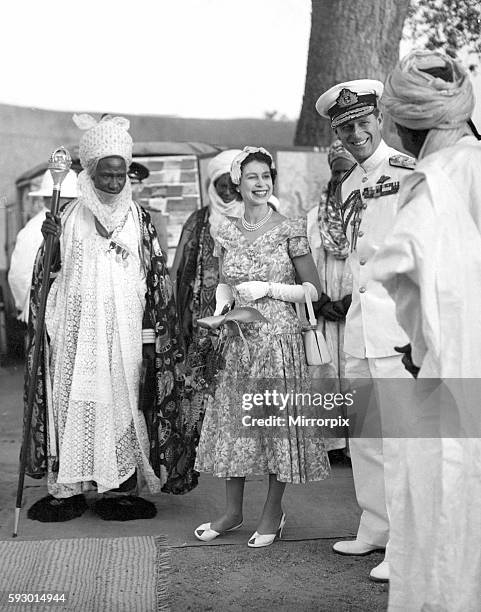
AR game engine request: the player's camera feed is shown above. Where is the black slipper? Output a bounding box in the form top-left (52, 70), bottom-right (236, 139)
top-left (92, 495), bottom-right (157, 521)
top-left (27, 494), bottom-right (87, 523)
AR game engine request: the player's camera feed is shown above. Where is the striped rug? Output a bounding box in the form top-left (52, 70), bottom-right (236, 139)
top-left (0, 535), bottom-right (170, 611)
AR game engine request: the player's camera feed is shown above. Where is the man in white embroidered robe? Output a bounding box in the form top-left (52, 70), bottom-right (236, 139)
top-left (25, 115), bottom-right (189, 522)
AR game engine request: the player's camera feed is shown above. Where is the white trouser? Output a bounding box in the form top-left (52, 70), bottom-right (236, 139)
top-left (345, 354), bottom-right (410, 555)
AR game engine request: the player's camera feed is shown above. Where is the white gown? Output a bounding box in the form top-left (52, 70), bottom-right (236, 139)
top-left (45, 201), bottom-right (160, 496)
top-left (373, 136), bottom-right (481, 611)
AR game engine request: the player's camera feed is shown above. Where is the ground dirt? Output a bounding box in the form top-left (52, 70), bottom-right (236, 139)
top-left (169, 540), bottom-right (388, 611)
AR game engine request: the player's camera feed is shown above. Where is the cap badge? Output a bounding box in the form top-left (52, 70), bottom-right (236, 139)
top-left (336, 88), bottom-right (358, 108)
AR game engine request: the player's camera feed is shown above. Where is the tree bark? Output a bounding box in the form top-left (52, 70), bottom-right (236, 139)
top-left (295, 0), bottom-right (411, 146)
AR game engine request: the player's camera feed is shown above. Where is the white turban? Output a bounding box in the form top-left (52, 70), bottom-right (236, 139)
top-left (73, 114), bottom-right (134, 233)
top-left (207, 149), bottom-right (242, 186)
top-left (207, 149), bottom-right (243, 238)
top-left (382, 50), bottom-right (475, 158)
top-left (73, 114), bottom-right (133, 173)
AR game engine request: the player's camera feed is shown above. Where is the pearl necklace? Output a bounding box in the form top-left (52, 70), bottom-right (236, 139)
top-left (242, 206), bottom-right (273, 231)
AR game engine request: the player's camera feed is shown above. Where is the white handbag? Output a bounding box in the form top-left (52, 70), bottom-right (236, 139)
top-left (295, 283), bottom-right (332, 366)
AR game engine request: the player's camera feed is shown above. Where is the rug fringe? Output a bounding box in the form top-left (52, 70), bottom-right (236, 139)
top-left (155, 535), bottom-right (171, 611)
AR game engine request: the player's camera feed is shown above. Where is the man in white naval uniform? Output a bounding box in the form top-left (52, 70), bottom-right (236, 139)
top-left (315, 80), bottom-right (415, 582)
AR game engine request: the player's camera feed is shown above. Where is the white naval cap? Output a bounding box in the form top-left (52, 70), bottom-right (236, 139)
top-left (315, 79), bottom-right (384, 128)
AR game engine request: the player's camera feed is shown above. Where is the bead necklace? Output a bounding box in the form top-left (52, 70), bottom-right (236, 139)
top-left (242, 206), bottom-right (272, 232)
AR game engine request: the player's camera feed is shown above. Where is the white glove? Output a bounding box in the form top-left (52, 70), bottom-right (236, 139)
top-left (236, 281), bottom-right (318, 304)
top-left (214, 283), bottom-right (234, 315)
top-left (236, 281), bottom-right (269, 302)
top-left (268, 281), bottom-right (318, 303)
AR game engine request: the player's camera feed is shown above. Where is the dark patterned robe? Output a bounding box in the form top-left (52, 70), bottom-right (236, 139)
top-left (175, 207), bottom-right (218, 349)
top-left (171, 207), bottom-right (222, 447)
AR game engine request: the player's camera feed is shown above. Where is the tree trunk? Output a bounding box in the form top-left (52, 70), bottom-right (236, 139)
top-left (295, 0), bottom-right (411, 146)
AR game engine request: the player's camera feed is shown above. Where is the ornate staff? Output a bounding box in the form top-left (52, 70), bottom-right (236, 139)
top-left (13, 147), bottom-right (72, 537)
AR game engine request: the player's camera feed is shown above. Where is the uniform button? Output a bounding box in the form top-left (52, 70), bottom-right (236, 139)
top-left (359, 286), bottom-right (366, 293)
top-left (358, 230), bottom-right (364, 237)
top-left (362, 203), bottom-right (367, 209)
top-left (362, 176), bottom-right (368, 183)
top-left (360, 258), bottom-right (367, 265)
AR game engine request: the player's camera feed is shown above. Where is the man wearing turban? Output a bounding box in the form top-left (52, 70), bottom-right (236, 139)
top-left (373, 50), bottom-right (481, 610)
top-left (307, 140), bottom-right (355, 458)
top-left (24, 115), bottom-right (196, 523)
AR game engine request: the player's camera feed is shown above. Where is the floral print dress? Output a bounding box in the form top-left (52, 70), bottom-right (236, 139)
top-left (195, 217), bottom-right (330, 483)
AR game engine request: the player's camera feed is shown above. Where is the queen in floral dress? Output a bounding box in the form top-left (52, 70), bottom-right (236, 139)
top-left (194, 147), bottom-right (330, 547)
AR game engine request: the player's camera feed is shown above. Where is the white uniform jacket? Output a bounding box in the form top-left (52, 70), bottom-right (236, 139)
top-left (8, 209), bottom-right (47, 322)
top-left (341, 140), bottom-right (413, 358)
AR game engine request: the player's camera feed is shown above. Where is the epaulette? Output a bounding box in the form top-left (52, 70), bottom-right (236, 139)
top-left (389, 154), bottom-right (416, 170)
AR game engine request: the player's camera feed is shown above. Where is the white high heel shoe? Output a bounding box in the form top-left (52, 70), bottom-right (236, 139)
top-left (247, 513), bottom-right (286, 548)
top-left (194, 520), bottom-right (243, 542)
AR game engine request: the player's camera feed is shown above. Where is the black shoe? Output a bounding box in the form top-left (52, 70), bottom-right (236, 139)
top-left (328, 449), bottom-right (352, 466)
top-left (27, 494), bottom-right (88, 523)
top-left (92, 495), bottom-right (157, 521)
